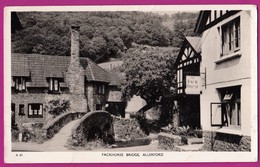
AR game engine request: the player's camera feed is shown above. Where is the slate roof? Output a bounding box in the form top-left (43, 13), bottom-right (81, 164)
top-left (83, 58), bottom-right (111, 83)
top-left (108, 72), bottom-right (124, 86)
top-left (11, 53), bottom-right (116, 88)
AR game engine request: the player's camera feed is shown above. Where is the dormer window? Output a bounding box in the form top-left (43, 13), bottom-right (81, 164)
top-left (221, 17), bottom-right (240, 56)
top-left (48, 78), bottom-right (60, 93)
top-left (14, 77), bottom-right (27, 92)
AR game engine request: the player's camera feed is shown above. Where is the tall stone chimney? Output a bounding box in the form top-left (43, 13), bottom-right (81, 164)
top-left (70, 25), bottom-right (80, 66)
top-left (66, 25), bottom-right (88, 113)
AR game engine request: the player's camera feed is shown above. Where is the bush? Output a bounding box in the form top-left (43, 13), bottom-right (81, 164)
top-left (113, 116), bottom-right (147, 141)
top-left (45, 98), bottom-right (70, 118)
top-left (135, 103), bottom-right (173, 134)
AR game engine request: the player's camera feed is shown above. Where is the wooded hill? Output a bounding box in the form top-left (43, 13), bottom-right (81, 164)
top-left (12, 11), bottom-right (198, 63)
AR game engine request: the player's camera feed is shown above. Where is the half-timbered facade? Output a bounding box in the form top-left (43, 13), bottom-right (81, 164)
top-left (174, 36), bottom-right (202, 129)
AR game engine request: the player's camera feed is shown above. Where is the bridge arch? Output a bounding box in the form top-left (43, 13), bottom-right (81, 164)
top-left (70, 111), bottom-right (114, 146)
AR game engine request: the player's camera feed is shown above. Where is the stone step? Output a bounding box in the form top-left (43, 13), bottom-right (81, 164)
top-left (188, 138), bottom-right (203, 145)
top-left (175, 144), bottom-right (204, 152)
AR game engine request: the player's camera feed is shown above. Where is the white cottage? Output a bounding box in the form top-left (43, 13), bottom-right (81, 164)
top-left (195, 10), bottom-right (252, 151)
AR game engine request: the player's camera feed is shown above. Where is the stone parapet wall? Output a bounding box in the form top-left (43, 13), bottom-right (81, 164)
top-left (42, 112), bottom-right (86, 140)
top-left (203, 131), bottom-right (251, 151)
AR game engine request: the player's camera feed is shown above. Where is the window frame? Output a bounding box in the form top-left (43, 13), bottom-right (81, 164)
top-left (220, 17), bottom-right (241, 56)
top-left (28, 103), bottom-right (43, 118)
top-left (13, 77), bottom-right (27, 92)
top-left (210, 101), bottom-right (241, 128)
top-left (48, 78), bottom-right (60, 93)
top-left (211, 86), bottom-right (241, 128)
top-left (19, 104), bottom-right (25, 116)
top-left (97, 84), bottom-right (105, 95)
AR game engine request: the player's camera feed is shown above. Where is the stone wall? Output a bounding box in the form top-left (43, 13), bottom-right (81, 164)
top-left (86, 83), bottom-right (107, 111)
top-left (66, 26), bottom-right (88, 113)
top-left (158, 133), bottom-right (182, 150)
top-left (11, 92), bottom-right (72, 127)
top-left (12, 92), bottom-right (47, 126)
top-left (203, 131), bottom-right (251, 151)
top-left (69, 111), bottom-right (113, 147)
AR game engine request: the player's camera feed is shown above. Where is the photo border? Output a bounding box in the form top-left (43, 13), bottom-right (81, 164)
top-left (1, 0), bottom-right (259, 166)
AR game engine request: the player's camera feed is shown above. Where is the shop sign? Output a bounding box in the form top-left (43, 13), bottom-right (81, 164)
top-left (185, 75), bottom-right (201, 94)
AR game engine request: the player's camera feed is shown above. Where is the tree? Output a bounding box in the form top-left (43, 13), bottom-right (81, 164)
top-left (121, 46), bottom-right (178, 104)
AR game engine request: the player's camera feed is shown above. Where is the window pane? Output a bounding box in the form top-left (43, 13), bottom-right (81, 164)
top-left (221, 17), bottom-right (240, 55)
top-left (211, 103), bottom-right (222, 125)
top-left (39, 105), bottom-right (43, 115)
top-left (16, 78), bottom-right (19, 89)
top-left (19, 104), bottom-right (24, 115)
top-left (102, 85), bottom-right (105, 94)
top-left (49, 78), bottom-right (53, 91)
top-left (54, 79), bottom-right (58, 91)
top-left (219, 86), bottom-right (241, 127)
top-left (29, 105), bottom-right (33, 115)
top-left (22, 78), bottom-right (26, 90)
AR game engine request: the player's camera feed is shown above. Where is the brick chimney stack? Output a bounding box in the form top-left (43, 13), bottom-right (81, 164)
top-left (66, 25), bottom-right (88, 113)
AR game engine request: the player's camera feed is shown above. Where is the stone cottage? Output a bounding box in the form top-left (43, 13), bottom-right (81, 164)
top-left (11, 26), bottom-right (125, 128)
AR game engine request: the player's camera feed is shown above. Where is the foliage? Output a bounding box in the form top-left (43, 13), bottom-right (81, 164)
top-left (171, 14), bottom-right (198, 47)
top-left (121, 45), bottom-right (178, 104)
top-left (12, 11), bottom-right (198, 63)
top-left (135, 102), bottom-right (174, 134)
top-left (113, 116), bottom-right (147, 141)
top-left (162, 125), bottom-right (203, 138)
top-left (45, 99), bottom-right (70, 117)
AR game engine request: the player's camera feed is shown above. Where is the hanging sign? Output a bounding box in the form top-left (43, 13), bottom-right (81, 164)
top-left (185, 75), bottom-right (201, 94)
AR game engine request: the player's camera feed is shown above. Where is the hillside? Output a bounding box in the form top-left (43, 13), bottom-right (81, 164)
top-left (12, 11), bottom-right (198, 63)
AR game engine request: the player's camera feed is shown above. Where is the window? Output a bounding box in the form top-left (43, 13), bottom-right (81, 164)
top-left (49, 78), bottom-right (60, 93)
top-left (177, 68), bottom-right (183, 94)
top-left (221, 17), bottom-right (240, 56)
top-left (28, 103), bottom-right (43, 118)
top-left (19, 104), bottom-right (25, 115)
top-left (14, 77), bottom-right (26, 91)
top-left (97, 85), bottom-right (105, 94)
top-left (211, 86), bottom-right (241, 128)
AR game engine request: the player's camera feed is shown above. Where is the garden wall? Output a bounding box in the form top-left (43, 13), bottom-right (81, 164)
top-left (202, 131), bottom-right (251, 151)
top-left (158, 132), bottom-right (182, 151)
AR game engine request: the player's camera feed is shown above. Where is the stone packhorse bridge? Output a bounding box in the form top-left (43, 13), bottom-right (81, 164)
top-left (69, 111), bottom-right (114, 147)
